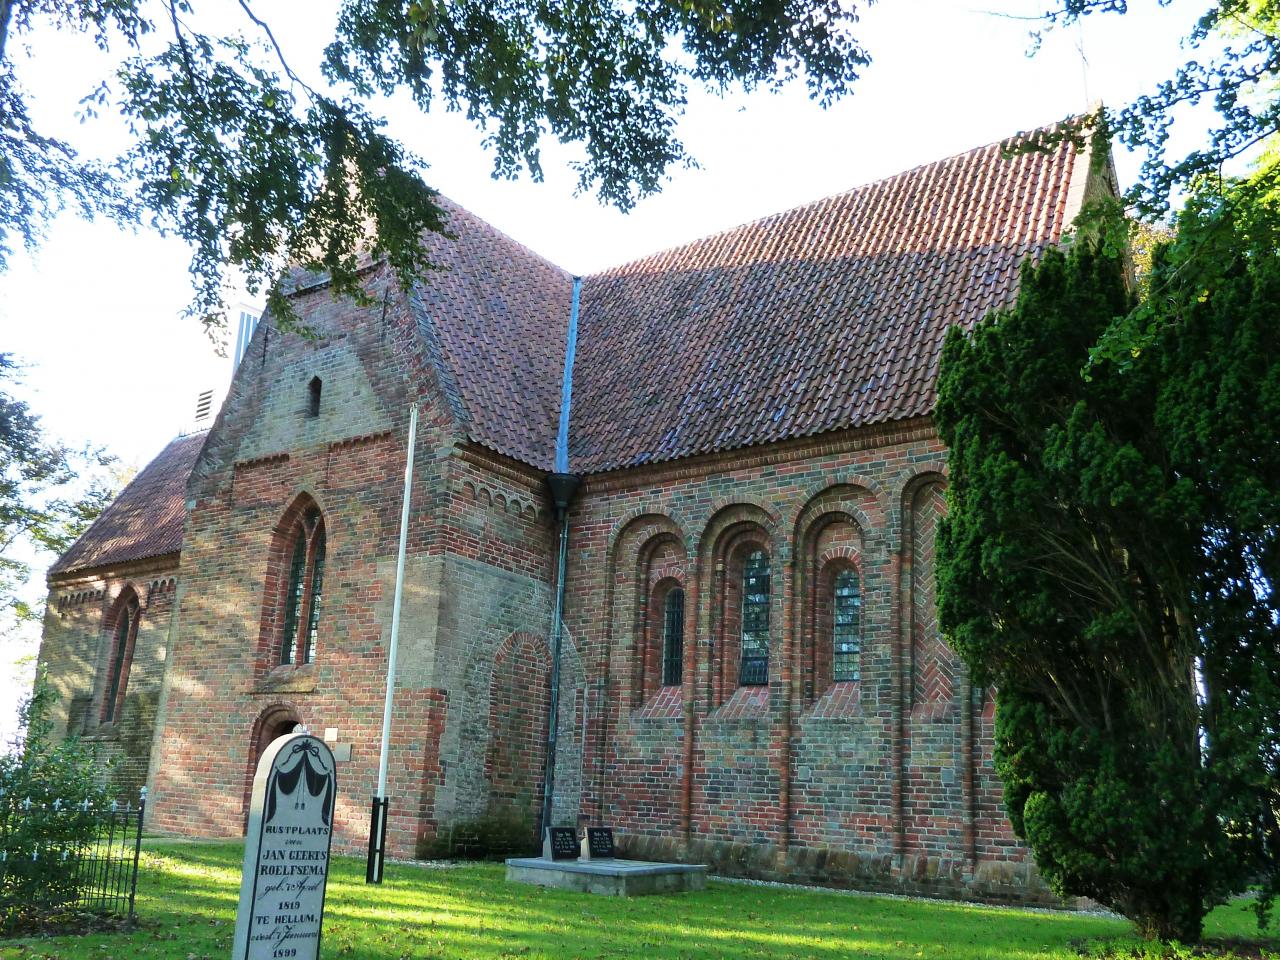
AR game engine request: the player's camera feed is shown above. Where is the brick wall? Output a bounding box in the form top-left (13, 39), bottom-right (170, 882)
top-left (147, 266), bottom-right (455, 855)
top-left (42, 264), bottom-right (1048, 904)
top-left (37, 561), bottom-right (180, 801)
top-left (142, 267), bottom-right (578, 861)
top-left (431, 453), bottom-right (581, 833)
top-left (563, 418), bottom-right (1051, 903)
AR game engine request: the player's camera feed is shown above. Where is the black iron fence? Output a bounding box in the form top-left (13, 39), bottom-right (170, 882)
top-left (0, 787), bottom-right (145, 930)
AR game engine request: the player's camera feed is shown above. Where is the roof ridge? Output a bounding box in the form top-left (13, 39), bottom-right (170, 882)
top-left (585, 116), bottom-right (1085, 281)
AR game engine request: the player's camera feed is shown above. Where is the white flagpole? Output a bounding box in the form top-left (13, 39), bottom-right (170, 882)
top-left (368, 401), bottom-right (418, 882)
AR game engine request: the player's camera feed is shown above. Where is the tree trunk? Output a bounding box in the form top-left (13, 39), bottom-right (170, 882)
top-left (0, 0), bottom-right (14, 63)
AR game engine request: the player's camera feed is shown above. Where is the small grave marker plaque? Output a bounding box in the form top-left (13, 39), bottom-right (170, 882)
top-left (233, 733), bottom-right (337, 960)
top-left (587, 827), bottom-right (615, 859)
top-left (543, 826), bottom-right (579, 861)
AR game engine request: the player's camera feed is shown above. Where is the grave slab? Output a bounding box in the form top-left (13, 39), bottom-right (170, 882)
top-left (505, 856), bottom-right (707, 896)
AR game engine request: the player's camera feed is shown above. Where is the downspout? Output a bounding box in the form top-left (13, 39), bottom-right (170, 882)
top-left (540, 276), bottom-right (582, 837)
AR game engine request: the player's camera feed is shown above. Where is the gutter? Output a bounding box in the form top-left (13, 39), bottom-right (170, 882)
top-left (540, 276), bottom-right (582, 837)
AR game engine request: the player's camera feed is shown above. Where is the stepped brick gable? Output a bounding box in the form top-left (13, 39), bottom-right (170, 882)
top-left (36, 124), bottom-right (1112, 903)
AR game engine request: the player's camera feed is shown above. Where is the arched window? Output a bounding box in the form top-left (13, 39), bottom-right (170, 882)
top-left (307, 376), bottom-right (322, 417)
top-left (280, 507), bottom-right (326, 665)
top-left (740, 550), bottom-right (770, 686)
top-left (301, 526), bottom-right (326, 664)
top-left (662, 588), bottom-right (684, 686)
top-left (832, 569), bottom-right (862, 682)
top-left (102, 594), bottom-right (140, 723)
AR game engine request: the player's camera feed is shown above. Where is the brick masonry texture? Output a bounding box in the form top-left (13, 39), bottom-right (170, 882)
top-left (39, 559), bottom-right (181, 801)
top-left (36, 126), bottom-right (1117, 904)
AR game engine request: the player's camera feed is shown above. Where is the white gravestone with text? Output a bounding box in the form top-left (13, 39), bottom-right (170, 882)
top-left (233, 733), bottom-right (337, 960)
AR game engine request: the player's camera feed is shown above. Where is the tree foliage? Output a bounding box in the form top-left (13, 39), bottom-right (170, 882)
top-left (3, 1), bottom-right (1276, 329)
top-left (935, 179), bottom-right (1279, 942)
top-left (0, 0), bottom-right (869, 329)
top-left (1035, 0), bottom-right (1279, 217)
top-left (0, 353), bottom-right (120, 633)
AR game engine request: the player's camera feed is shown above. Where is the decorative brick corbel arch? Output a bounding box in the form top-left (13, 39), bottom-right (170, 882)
top-left (786, 472), bottom-right (887, 540)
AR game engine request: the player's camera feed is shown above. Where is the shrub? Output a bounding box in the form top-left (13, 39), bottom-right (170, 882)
top-left (0, 672), bottom-right (114, 933)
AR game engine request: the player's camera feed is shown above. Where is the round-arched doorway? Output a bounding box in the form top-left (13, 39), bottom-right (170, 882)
top-left (255, 709), bottom-right (301, 758)
top-left (243, 705), bottom-right (303, 831)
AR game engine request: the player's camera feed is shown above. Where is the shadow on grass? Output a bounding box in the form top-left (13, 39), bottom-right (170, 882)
top-left (1, 841), bottom-right (1275, 960)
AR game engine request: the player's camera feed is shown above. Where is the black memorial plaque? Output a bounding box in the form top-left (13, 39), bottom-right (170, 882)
top-left (547, 827), bottom-right (579, 861)
top-left (587, 827), bottom-right (615, 859)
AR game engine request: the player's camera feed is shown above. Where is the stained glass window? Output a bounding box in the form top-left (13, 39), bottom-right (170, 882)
top-left (832, 569), bottom-right (862, 682)
top-left (740, 550), bottom-right (770, 686)
top-left (280, 532), bottom-right (307, 665)
top-left (301, 525), bottom-right (326, 664)
top-left (662, 588), bottom-right (684, 686)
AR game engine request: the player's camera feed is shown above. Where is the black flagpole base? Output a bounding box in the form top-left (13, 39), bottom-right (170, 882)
top-left (366, 795), bottom-right (389, 884)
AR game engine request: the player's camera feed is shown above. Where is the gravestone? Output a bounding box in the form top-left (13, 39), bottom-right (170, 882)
top-left (233, 732), bottom-right (337, 960)
top-left (586, 827), bottom-right (615, 859)
top-left (542, 826), bottom-right (579, 861)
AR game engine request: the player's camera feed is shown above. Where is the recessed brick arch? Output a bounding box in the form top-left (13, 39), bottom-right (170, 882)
top-left (634, 532), bottom-right (688, 706)
top-left (602, 513), bottom-right (689, 707)
top-left (699, 503), bottom-right (780, 704)
top-left (794, 510), bottom-right (868, 706)
top-left (790, 484), bottom-right (884, 711)
top-left (901, 473), bottom-right (951, 708)
top-left (604, 508), bottom-right (693, 563)
top-left (787, 474), bottom-right (887, 538)
top-left (793, 483), bottom-right (883, 549)
top-left (485, 631), bottom-right (552, 830)
top-left (892, 464), bottom-right (948, 528)
top-left (696, 498), bottom-right (782, 561)
top-left (100, 585), bottom-right (143, 725)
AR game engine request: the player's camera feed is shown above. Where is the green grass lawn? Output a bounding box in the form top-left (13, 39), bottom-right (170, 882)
top-left (1, 841), bottom-right (1276, 959)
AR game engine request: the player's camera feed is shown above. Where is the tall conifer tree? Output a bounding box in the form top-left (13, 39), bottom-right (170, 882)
top-left (935, 180), bottom-right (1280, 943)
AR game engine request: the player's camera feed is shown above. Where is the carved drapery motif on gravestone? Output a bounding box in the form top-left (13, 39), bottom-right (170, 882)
top-left (233, 733), bottom-right (337, 960)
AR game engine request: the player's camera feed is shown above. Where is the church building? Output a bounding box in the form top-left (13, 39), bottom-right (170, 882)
top-left (36, 125), bottom-right (1112, 904)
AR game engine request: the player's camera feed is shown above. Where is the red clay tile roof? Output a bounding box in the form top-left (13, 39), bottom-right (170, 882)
top-left (567, 130), bottom-right (1083, 473)
top-left (55, 127), bottom-right (1087, 575)
top-left (50, 432), bottom-right (206, 578)
top-left (413, 198), bottom-right (572, 470)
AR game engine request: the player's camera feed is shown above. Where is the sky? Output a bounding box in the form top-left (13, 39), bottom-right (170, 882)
top-left (0, 0), bottom-right (1225, 741)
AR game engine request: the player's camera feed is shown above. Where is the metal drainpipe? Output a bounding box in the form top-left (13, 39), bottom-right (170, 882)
top-left (540, 276), bottom-right (581, 837)
top-left (541, 473), bottom-right (580, 835)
